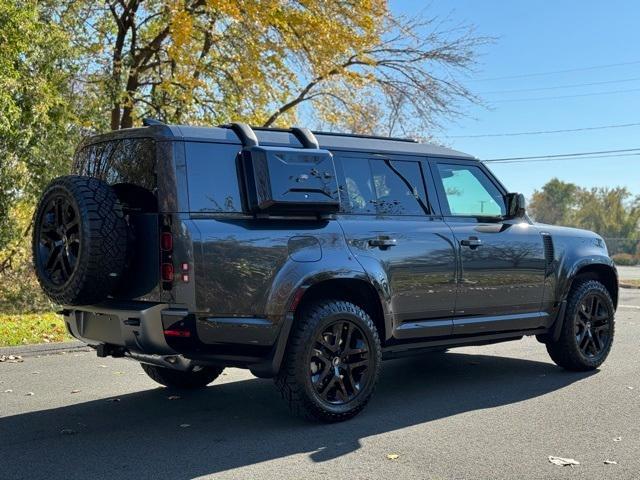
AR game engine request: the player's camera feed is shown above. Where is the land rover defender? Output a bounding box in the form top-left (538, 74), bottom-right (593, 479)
top-left (32, 122), bottom-right (618, 421)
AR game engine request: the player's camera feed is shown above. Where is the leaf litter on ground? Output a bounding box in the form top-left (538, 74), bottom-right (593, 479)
top-left (548, 456), bottom-right (580, 467)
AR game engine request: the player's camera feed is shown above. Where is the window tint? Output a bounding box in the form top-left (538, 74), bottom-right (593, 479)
top-left (370, 160), bottom-right (428, 215)
top-left (74, 138), bottom-right (156, 191)
top-left (186, 142), bottom-right (242, 213)
top-left (341, 157), bottom-right (376, 214)
top-left (340, 156), bottom-right (428, 215)
top-left (437, 163), bottom-right (505, 216)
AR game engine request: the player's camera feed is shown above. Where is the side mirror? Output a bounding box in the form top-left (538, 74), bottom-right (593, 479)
top-left (505, 193), bottom-right (526, 218)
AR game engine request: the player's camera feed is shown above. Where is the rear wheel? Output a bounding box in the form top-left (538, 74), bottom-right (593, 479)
top-left (141, 364), bottom-right (224, 389)
top-left (546, 279), bottom-right (615, 371)
top-left (275, 300), bottom-right (382, 422)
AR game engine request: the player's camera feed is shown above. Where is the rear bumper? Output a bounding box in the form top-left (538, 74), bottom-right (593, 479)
top-left (62, 301), bottom-right (287, 376)
top-left (63, 301), bottom-right (175, 355)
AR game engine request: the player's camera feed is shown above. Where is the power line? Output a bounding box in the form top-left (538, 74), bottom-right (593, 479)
top-left (483, 148), bottom-right (640, 163)
top-left (474, 60), bottom-right (640, 82)
top-left (483, 152), bottom-right (640, 164)
top-left (445, 121), bottom-right (640, 138)
top-left (479, 76), bottom-right (640, 94)
top-left (489, 87), bottom-right (640, 103)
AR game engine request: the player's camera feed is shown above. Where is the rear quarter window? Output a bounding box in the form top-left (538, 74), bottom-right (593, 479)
top-left (185, 142), bottom-right (243, 213)
top-left (74, 138), bottom-right (156, 191)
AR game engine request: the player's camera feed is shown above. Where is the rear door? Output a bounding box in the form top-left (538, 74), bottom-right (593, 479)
top-left (336, 153), bottom-right (457, 340)
top-left (430, 159), bottom-right (547, 334)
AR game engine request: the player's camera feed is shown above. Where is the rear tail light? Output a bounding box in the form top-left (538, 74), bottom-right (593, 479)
top-left (160, 219), bottom-right (174, 290)
top-left (161, 232), bottom-right (173, 251)
top-left (161, 262), bottom-right (174, 282)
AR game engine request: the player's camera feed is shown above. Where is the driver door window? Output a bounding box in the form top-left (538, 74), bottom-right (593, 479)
top-left (436, 163), bottom-right (505, 217)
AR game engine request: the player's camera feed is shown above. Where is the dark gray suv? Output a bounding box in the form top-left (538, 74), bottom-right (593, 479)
top-left (32, 122), bottom-right (618, 421)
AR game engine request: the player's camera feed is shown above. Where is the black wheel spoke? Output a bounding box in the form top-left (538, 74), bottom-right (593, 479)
top-left (347, 359), bottom-right (369, 370)
top-left (60, 252), bottom-right (73, 278)
top-left (589, 296), bottom-right (598, 317)
top-left (45, 245), bottom-right (62, 270)
top-left (345, 339), bottom-right (368, 356)
top-left (578, 331), bottom-right (590, 350)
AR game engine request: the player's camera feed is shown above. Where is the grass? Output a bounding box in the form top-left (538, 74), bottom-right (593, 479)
top-left (621, 279), bottom-right (640, 288)
top-left (0, 312), bottom-right (70, 347)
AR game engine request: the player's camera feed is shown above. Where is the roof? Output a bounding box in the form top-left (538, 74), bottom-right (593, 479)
top-left (81, 123), bottom-right (475, 160)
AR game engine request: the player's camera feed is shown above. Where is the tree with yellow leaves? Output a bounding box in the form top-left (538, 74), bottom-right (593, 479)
top-left (51, 0), bottom-right (486, 135)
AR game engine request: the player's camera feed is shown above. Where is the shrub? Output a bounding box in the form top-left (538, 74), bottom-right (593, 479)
top-left (612, 253), bottom-right (638, 266)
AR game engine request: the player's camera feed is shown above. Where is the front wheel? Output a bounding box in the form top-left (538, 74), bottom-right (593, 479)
top-left (275, 300), bottom-right (382, 422)
top-left (546, 279), bottom-right (615, 371)
top-left (141, 364), bottom-right (224, 389)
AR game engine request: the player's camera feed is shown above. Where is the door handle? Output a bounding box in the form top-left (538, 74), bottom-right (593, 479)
top-left (460, 237), bottom-right (482, 248)
top-left (368, 237), bottom-right (397, 249)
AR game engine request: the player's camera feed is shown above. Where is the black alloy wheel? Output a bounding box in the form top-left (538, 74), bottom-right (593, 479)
top-left (37, 195), bottom-right (81, 285)
top-left (546, 279), bottom-right (615, 371)
top-left (309, 319), bottom-right (371, 405)
top-left (275, 300), bottom-right (382, 422)
top-left (574, 292), bottom-right (613, 359)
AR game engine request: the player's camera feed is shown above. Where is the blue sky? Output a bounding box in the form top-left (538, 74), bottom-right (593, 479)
top-left (392, 0), bottom-right (640, 199)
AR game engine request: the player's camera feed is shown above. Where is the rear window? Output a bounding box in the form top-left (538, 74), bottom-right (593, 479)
top-left (340, 156), bottom-right (430, 215)
top-left (74, 138), bottom-right (156, 191)
top-left (185, 142), bottom-right (243, 213)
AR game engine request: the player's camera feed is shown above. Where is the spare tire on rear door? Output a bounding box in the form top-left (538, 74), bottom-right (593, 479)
top-left (32, 175), bottom-right (129, 305)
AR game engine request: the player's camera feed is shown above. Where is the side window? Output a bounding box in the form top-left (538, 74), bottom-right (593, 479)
top-left (341, 157), bottom-right (376, 214)
top-left (74, 138), bottom-right (156, 191)
top-left (436, 163), bottom-right (505, 216)
top-left (370, 159), bottom-right (428, 215)
top-left (185, 142), bottom-right (243, 212)
top-left (339, 156), bottom-right (429, 215)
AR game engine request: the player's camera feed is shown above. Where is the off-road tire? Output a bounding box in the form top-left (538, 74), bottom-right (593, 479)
top-left (32, 175), bottom-right (128, 305)
top-left (141, 364), bottom-right (224, 389)
top-left (546, 279), bottom-right (615, 371)
top-left (275, 300), bottom-right (382, 422)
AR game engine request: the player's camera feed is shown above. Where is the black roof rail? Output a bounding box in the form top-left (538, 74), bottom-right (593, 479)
top-left (290, 127), bottom-right (319, 149)
top-left (142, 118), bottom-right (166, 126)
top-left (221, 122), bottom-right (259, 147)
top-left (311, 130), bottom-right (419, 143)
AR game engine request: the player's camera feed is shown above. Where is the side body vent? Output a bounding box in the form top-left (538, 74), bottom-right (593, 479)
top-left (541, 232), bottom-right (555, 275)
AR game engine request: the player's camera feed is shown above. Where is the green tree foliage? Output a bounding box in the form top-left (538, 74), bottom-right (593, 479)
top-left (527, 178), bottom-right (579, 226)
top-left (0, 1), bottom-right (80, 312)
top-left (0, 0), bottom-right (79, 246)
top-left (529, 178), bottom-right (640, 254)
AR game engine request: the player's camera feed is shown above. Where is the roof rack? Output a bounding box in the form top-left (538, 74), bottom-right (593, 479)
top-left (221, 123), bottom-right (321, 149)
top-left (290, 127), bottom-right (319, 149)
top-left (250, 126), bottom-right (418, 144)
top-left (220, 122), bottom-right (259, 147)
top-left (221, 122), bottom-right (418, 147)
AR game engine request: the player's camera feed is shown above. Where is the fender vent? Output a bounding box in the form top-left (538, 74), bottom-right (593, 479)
top-left (541, 233), bottom-right (554, 275)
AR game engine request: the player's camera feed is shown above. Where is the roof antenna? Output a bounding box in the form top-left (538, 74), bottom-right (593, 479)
top-left (142, 118), bottom-right (165, 126)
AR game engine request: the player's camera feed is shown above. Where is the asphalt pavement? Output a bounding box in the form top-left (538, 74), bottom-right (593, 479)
top-left (1, 290), bottom-right (639, 480)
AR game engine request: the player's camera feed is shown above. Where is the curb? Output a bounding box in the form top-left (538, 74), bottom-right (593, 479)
top-left (620, 283), bottom-right (640, 290)
top-left (0, 341), bottom-right (90, 358)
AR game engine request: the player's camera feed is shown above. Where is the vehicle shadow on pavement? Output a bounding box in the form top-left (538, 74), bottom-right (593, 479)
top-left (0, 352), bottom-right (595, 479)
